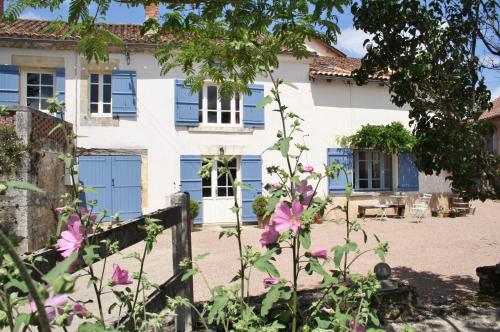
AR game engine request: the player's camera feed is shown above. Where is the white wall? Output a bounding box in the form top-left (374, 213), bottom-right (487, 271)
top-left (0, 47), bottom-right (452, 214)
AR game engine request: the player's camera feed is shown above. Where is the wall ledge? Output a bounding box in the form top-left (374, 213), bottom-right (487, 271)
top-left (188, 126), bottom-right (253, 134)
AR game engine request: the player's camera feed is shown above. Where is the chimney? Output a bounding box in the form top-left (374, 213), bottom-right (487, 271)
top-left (145, 3), bottom-right (158, 21)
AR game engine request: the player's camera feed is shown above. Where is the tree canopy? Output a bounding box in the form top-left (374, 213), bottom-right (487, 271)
top-left (352, 0), bottom-right (500, 200)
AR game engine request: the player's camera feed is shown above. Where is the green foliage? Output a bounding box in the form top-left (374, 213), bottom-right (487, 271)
top-left (189, 199), bottom-right (199, 220)
top-left (252, 195), bottom-right (268, 217)
top-left (339, 122), bottom-right (416, 154)
top-left (0, 125), bottom-right (26, 176)
top-left (352, 0), bottom-right (500, 200)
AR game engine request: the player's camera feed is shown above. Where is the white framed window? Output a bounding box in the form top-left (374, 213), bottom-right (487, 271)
top-left (202, 158), bottom-right (238, 198)
top-left (25, 71), bottom-right (54, 111)
top-left (89, 73), bottom-right (112, 116)
top-left (198, 85), bottom-right (241, 126)
top-left (353, 150), bottom-right (393, 191)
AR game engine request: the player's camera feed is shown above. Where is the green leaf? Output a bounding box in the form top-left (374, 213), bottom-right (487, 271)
top-left (181, 269), bottom-right (196, 282)
top-left (282, 80), bottom-right (298, 89)
top-left (332, 245), bottom-right (344, 268)
top-left (43, 252), bottom-right (78, 284)
top-left (260, 285), bottom-right (280, 316)
top-left (254, 250), bottom-right (280, 277)
top-left (5, 181), bottom-right (43, 193)
top-left (77, 322), bottom-right (114, 332)
top-left (255, 95), bottom-right (273, 111)
top-left (299, 230), bottom-right (311, 249)
top-left (279, 137), bottom-right (291, 157)
top-left (207, 293), bottom-right (229, 324)
top-left (48, 123), bottom-right (63, 136)
top-left (345, 241), bottom-right (358, 252)
top-left (266, 195), bottom-right (280, 216)
top-left (13, 314), bottom-right (30, 332)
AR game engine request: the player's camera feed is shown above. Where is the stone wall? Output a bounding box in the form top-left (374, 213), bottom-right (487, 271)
top-left (0, 107), bottom-right (72, 253)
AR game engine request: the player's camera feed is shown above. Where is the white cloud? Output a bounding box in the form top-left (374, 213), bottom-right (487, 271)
top-left (491, 86), bottom-right (500, 100)
top-left (20, 11), bottom-right (44, 20)
top-left (335, 27), bottom-right (371, 57)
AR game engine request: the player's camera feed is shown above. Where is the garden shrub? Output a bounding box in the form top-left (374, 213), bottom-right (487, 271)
top-left (189, 199), bottom-right (199, 220)
top-left (0, 125), bottom-right (26, 176)
top-left (252, 195), bottom-right (268, 217)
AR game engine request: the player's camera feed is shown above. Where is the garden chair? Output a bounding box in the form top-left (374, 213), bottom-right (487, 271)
top-left (411, 193), bottom-right (432, 223)
top-left (372, 194), bottom-right (389, 221)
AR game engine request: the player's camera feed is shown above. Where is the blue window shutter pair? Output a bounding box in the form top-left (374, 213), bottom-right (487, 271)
top-left (55, 67), bottom-right (65, 119)
top-left (0, 65), bottom-right (20, 106)
top-left (79, 156), bottom-right (142, 221)
top-left (243, 84), bottom-right (265, 128)
top-left (327, 148), bottom-right (353, 194)
top-left (241, 155), bottom-right (262, 222)
top-left (174, 80), bottom-right (265, 128)
top-left (179, 155), bottom-right (203, 224)
top-left (112, 70), bottom-right (137, 117)
top-left (397, 152), bottom-right (419, 191)
top-left (175, 80), bottom-right (199, 126)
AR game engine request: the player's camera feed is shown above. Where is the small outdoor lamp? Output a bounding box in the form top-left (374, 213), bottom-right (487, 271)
top-left (374, 262), bottom-right (398, 291)
top-left (219, 147), bottom-right (225, 156)
top-left (124, 45), bottom-right (131, 65)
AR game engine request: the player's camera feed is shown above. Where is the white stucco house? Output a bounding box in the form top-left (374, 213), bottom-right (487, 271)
top-left (0, 10), bottom-right (452, 224)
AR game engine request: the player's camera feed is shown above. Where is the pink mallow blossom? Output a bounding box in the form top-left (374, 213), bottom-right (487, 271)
top-left (72, 302), bottom-right (89, 317)
top-left (311, 247), bottom-right (328, 259)
top-left (303, 165), bottom-right (314, 173)
top-left (349, 320), bottom-right (366, 332)
top-left (294, 180), bottom-right (314, 206)
top-left (273, 201), bottom-right (303, 237)
top-left (57, 221), bottom-right (84, 258)
top-left (259, 224), bottom-right (280, 247)
top-left (111, 264), bottom-right (133, 285)
top-left (29, 294), bottom-right (69, 322)
top-left (263, 277), bottom-right (279, 288)
top-left (55, 207), bottom-right (96, 234)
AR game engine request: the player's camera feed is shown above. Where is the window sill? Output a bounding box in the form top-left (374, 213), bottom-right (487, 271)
top-left (188, 126), bottom-right (253, 134)
top-left (351, 191), bottom-right (395, 197)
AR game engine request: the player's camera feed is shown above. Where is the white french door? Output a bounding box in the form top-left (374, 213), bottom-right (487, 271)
top-left (202, 157), bottom-right (240, 224)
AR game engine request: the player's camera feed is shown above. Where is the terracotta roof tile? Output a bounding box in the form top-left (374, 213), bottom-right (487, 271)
top-left (309, 55), bottom-right (390, 80)
top-left (480, 97), bottom-right (500, 120)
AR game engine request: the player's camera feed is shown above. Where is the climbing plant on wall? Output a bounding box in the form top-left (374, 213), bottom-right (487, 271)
top-left (0, 124), bottom-right (26, 176)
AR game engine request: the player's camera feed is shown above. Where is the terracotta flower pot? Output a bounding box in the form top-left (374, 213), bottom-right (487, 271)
top-left (313, 213), bottom-right (324, 224)
top-left (257, 215), bottom-right (271, 228)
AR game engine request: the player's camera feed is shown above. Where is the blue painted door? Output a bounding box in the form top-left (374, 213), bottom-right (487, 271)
top-left (79, 155), bottom-right (142, 221)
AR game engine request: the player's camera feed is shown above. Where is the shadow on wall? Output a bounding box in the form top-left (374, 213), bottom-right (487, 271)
top-left (391, 266), bottom-right (478, 305)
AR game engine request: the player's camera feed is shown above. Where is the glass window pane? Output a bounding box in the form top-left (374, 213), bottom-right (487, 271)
top-left (217, 188), bottom-right (226, 197)
top-left (235, 112), bottom-right (240, 124)
top-left (90, 104), bottom-right (98, 113)
top-left (221, 97), bottom-right (230, 111)
top-left (90, 74), bottom-right (99, 84)
top-left (103, 104), bottom-right (111, 113)
top-left (358, 151), bottom-right (366, 160)
top-left (228, 187), bottom-right (234, 196)
top-left (27, 98), bottom-right (38, 108)
top-left (202, 176), bottom-right (211, 187)
top-left (230, 168), bottom-right (237, 181)
top-left (41, 73), bottom-right (53, 85)
top-left (207, 86), bottom-right (217, 110)
top-left (359, 161), bottom-right (368, 178)
top-left (203, 188), bottom-right (212, 197)
top-left (198, 88), bottom-right (203, 109)
top-left (359, 179), bottom-right (368, 189)
top-left (40, 99), bottom-right (49, 110)
top-left (372, 179), bottom-right (381, 188)
top-left (41, 86), bottom-right (53, 98)
top-left (228, 158), bottom-right (236, 167)
top-left (235, 93), bottom-right (240, 111)
top-left (372, 160), bottom-right (380, 180)
top-left (90, 85), bottom-right (99, 103)
top-left (208, 111), bottom-right (217, 123)
top-left (27, 73), bottom-right (39, 85)
top-left (103, 85), bottom-right (111, 102)
top-left (221, 112), bottom-right (231, 124)
top-left (27, 86), bottom-right (39, 97)
top-left (103, 74), bottom-right (111, 84)
top-left (199, 110), bottom-right (203, 122)
top-left (217, 175), bottom-right (227, 186)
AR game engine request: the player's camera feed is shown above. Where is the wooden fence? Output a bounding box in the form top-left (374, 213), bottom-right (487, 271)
top-left (23, 192), bottom-right (194, 331)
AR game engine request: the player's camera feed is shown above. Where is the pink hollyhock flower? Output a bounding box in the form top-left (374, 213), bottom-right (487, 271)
top-left (57, 221), bottom-right (84, 258)
top-left (29, 293), bottom-right (69, 322)
top-left (273, 201), bottom-right (303, 237)
top-left (72, 302), bottom-right (89, 317)
top-left (303, 165), bottom-right (314, 173)
top-left (349, 320), bottom-right (366, 332)
top-left (111, 264), bottom-right (133, 285)
top-left (270, 183), bottom-right (280, 189)
top-left (259, 224), bottom-right (279, 247)
top-left (263, 277), bottom-right (279, 288)
top-left (311, 247), bottom-right (328, 259)
top-left (294, 180), bottom-right (314, 206)
top-left (55, 207), bottom-right (95, 234)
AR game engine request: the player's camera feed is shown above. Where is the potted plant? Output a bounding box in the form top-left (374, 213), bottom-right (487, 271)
top-left (189, 199), bottom-right (199, 230)
top-left (252, 195), bottom-right (270, 228)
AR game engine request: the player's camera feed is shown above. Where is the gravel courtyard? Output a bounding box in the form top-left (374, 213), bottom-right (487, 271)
top-left (70, 199), bottom-right (499, 327)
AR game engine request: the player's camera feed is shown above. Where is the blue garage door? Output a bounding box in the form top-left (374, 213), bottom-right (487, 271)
top-left (79, 155), bottom-right (142, 221)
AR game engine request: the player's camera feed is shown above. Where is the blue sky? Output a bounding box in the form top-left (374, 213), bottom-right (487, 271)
top-left (20, 3), bottom-right (499, 98)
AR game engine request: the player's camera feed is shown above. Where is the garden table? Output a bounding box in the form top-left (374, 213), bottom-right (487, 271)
top-left (390, 194), bottom-right (408, 218)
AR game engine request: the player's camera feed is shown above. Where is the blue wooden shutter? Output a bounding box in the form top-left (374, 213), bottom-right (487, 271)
top-left (0, 65), bottom-right (20, 106)
top-left (175, 79), bottom-right (199, 126)
top-left (55, 67), bottom-right (65, 119)
top-left (327, 148), bottom-right (353, 194)
top-left (241, 155), bottom-right (262, 222)
top-left (112, 70), bottom-right (137, 116)
top-left (398, 152), bottom-right (419, 191)
top-left (79, 156), bottom-right (113, 219)
top-left (180, 155), bottom-right (202, 224)
top-left (112, 156), bottom-right (142, 220)
top-left (243, 84), bottom-right (265, 128)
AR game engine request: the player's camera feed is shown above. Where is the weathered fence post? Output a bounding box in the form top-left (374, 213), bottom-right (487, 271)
top-left (171, 192), bottom-right (194, 331)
